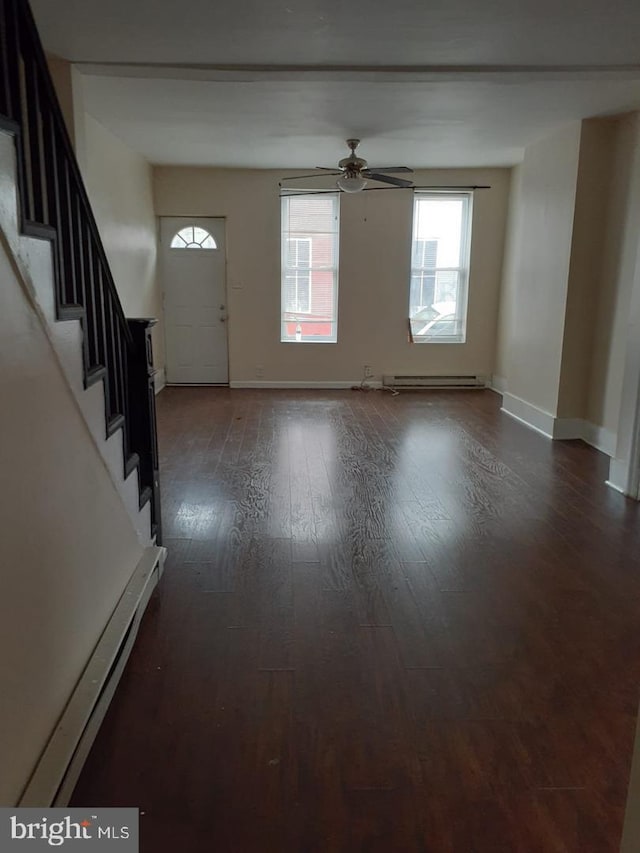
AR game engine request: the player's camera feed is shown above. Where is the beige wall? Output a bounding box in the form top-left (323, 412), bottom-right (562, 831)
top-left (82, 112), bottom-right (164, 371)
top-left (154, 167), bottom-right (510, 383)
top-left (46, 64), bottom-right (164, 373)
top-left (497, 113), bottom-right (640, 448)
top-left (587, 113), bottom-right (640, 434)
top-left (45, 55), bottom-right (75, 145)
top-left (557, 119), bottom-right (616, 419)
top-left (495, 123), bottom-right (582, 414)
top-left (0, 234), bottom-right (143, 805)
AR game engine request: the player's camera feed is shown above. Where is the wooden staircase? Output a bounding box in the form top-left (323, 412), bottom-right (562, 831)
top-left (0, 0), bottom-right (161, 540)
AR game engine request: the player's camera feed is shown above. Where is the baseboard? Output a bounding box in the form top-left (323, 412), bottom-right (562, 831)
top-left (489, 374), bottom-right (507, 394)
top-left (501, 393), bottom-right (616, 456)
top-left (607, 458), bottom-right (629, 494)
top-left (552, 417), bottom-right (584, 441)
top-left (153, 368), bottom-right (166, 395)
top-left (580, 421), bottom-right (617, 457)
top-left (18, 545), bottom-right (167, 807)
top-left (501, 392), bottom-right (555, 439)
top-left (229, 380), bottom-right (383, 389)
top-left (606, 477), bottom-right (627, 495)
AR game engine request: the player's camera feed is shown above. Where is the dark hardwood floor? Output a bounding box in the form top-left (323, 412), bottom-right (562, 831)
top-left (71, 387), bottom-right (640, 851)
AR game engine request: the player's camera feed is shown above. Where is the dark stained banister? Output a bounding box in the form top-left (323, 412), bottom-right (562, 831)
top-left (0, 0), bottom-right (161, 542)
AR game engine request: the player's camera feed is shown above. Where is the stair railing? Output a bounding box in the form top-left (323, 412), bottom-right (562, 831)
top-left (0, 0), bottom-right (161, 541)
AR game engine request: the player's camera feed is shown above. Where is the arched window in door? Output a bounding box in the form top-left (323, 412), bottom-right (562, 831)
top-left (170, 226), bottom-right (217, 249)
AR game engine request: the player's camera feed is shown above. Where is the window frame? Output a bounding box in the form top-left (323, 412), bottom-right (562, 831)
top-left (170, 225), bottom-right (217, 250)
top-left (409, 191), bottom-right (473, 344)
top-left (280, 193), bottom-right (340, 344)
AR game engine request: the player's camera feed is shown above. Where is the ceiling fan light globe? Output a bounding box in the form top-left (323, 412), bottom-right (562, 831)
top-left (336, 175), bottom-right (368, 193)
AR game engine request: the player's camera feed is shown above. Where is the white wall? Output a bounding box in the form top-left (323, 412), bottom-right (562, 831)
top-left (154, 167), bottom-right (510, 384)
top-left (495, 123), bottom-right (582, 415)
top-left (0, 232), bottom-right (144, 805)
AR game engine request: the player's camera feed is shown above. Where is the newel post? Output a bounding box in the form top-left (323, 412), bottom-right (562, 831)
top-left (127, 318), bottom-right (162, 544)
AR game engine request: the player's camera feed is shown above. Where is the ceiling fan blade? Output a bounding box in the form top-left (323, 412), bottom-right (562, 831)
top-left (280, 189), bottom-right (338, 196)
top-left (365, 166), bottom-right (414, 174)
top-left (281, 173), bottom-right (339, 181)
top-left (365, 172), bottom-right (414, 188)
top-left (314, 167), bottom-right (342, 173)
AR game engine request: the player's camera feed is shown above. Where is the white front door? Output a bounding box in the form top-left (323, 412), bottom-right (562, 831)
top-left (160, 217), bottom-right (228, 384)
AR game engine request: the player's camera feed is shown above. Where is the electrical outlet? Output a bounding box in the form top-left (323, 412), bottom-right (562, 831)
top-left (255, 365), bottom-right (264, 378)
top-left (364, 364), bottom-right (374, 379)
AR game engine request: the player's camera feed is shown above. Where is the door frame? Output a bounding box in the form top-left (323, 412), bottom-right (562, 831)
top-left (159, 215), bottom-right (230, 386)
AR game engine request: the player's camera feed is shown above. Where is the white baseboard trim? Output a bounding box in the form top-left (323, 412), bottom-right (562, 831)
top-left (607, 458), bottom-right (630, 494)
top-left (153, 368), bottom-right (166, 395)
top-left (552, 417), bottom-right (584, 441)
top-left (581, 422), bottom-right (617, 457)
top-left (18, 545), bottom-right (167, 807)
top-left (489, 374), bottom-right (507, 394)
top-left (501, 393), bottom-right (617, 456)
top-left (229, 380), bottom-right (383, 389)
top-left (501, 392), bottom-right (555, 439)
top-left (551, 418), bottom-right (616, 454)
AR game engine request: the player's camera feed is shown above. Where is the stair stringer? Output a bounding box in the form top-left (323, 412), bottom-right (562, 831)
top-left (0, 131), bottom-right (151, 544)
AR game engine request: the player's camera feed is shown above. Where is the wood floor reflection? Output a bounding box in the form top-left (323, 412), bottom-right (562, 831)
top-left (71, 388), bottom-right (640, 852)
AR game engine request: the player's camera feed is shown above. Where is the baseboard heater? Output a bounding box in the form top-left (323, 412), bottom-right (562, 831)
top-left (383, 374), bottom-right (486, 389)
top-left (17, 545), bottom-right (166, 807)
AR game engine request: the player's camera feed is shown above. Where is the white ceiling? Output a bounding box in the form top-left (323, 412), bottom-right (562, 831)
top-left (32, 0), bottom-right (640, 168)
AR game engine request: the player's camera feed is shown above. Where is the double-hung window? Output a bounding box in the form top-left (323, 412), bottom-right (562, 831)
top-left (409, 192), bottom-right (473, 343)
top-left (281, 193), bottom-right (340, 343)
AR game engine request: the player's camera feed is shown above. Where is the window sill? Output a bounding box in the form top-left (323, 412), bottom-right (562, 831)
top-left (281, 339), bottom-right (337, 344)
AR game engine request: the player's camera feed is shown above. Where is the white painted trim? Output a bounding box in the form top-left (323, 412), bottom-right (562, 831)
top-left (581, 421), bottom-right (617, 457)
top-left (501, 393), bottom-right (618, 455)
top-left (153, 367), bottom-right (166, 395)
top-left (18, 545), bottom-right (167, 807)
top-left (552, 418), bottom-right (617, 454)
top-left (607, 458), bottom-right (630, 494)
top-left (490, 374), bottom-right (507, 394)
top-left (500, 392), bottom-right (555, 439)
top-left (605, 477), bottom-right (627, 495)
top-left (229, 380), bottom-right (383, 389)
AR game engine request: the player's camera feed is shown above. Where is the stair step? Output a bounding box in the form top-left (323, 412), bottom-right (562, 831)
top-left (85, 365), bottom-right (107, 387)
top-left (106, 413), bottom-right (125, 437)
top-left (124, 452), bottom-right (140, 479)
top-left (24, 220), bottom-right (56, 241)
top-left (139, 486), bottom-right (153, 510)
top-left (58, 304), bottom-right (84, 321)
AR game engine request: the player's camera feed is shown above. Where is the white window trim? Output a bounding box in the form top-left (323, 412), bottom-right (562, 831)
top-left (170, 225), bottom-right (217, 250)
top-left (410, 191), bottom-right (473, 344)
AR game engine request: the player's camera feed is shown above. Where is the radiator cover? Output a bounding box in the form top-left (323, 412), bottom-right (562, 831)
top-left (382, 374), bottom-right (486, 389)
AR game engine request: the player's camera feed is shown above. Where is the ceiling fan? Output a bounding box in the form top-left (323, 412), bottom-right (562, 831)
top-left (284, 139), bottom-right (414, 193)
